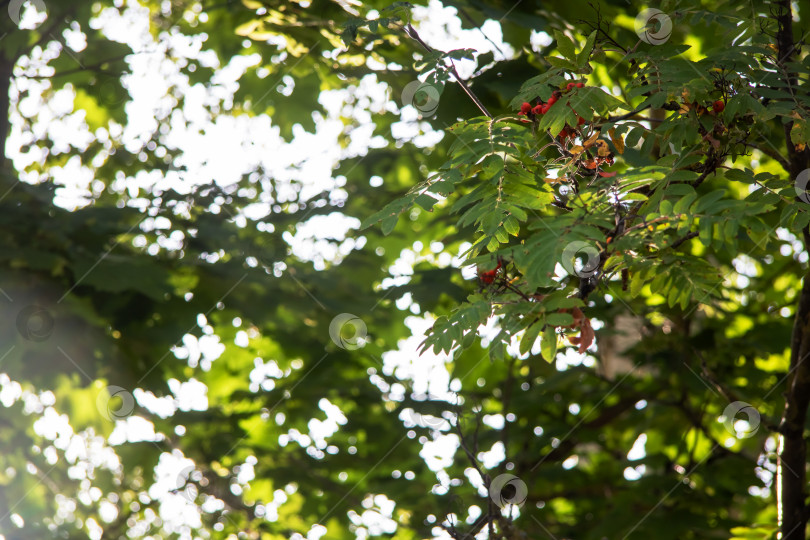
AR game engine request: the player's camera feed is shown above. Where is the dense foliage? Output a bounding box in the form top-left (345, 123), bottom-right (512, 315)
top-left (0, 0), bottom-right (809, 539)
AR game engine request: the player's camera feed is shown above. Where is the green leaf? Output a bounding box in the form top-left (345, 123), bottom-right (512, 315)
top-left (503, 215), bottom-right (520, 236)
top-left (629, 269), bottom-right (646, 297)
top-left (541, 325), bottom-right (558, 362)
top-left (489, 339), bottom-right (505, 362)
top-left (547, 56), bottom-right (578, 71)
top-left (693, 189), bottom-right (727, 213)
top-left (545, 312), bottom-right (574, 326)
top-left (415, 194), bottom-right (439, 211)
top-left (382, 214), bottom-right (398, 235)
top-left (520, 320), bottom-right (543, 355)
top-left (554, 30), bottom-right (577, 62)
top-left (576, 31), bottom-right (597, 68)
top-left (71, 254), bottom-right (171, 301)
top-left (625, 126), bottom-right (644, 148)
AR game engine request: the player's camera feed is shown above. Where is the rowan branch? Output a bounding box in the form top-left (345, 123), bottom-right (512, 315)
top-left (669, 231), bottom-right (699, 250)
top-left (403, 23), bottom-right (492, 118)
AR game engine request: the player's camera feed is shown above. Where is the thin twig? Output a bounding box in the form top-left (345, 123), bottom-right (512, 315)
top-left (669, 231), bottom-right (699, 250)
top-left (404, 23), bottom-right (492, 118)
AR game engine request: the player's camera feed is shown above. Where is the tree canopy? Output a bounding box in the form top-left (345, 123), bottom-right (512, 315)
top-left (0, 0), bottom-right (809, 539)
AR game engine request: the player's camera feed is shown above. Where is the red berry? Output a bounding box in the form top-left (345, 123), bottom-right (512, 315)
top-left (520, 102), bottom-right (532, 114)
top-left (713, 100), bottom-right (725, 112)
top-left (547, 96), bottom-right (558, 106)
top-left (479, 262), bottom-right (501, 284)
top-left (566, 83), bottom-right (575, 91)
top-left (532, 105), bottom-right (544, 115)
top-left (576, 82), bottom-right (584, 88)
top-left (541, 104), bottom-right (550, 114)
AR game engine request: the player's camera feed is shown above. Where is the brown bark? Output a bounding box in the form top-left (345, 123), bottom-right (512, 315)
top-left (782, 271), bottom-right (810, 538)
top-left (0, 56), bottom-right (12, 169)
top-left (777, 0), bottom-right (810, 536)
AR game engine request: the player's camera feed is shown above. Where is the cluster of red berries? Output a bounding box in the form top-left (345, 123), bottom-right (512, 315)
top-left (677, 97), bottom-right (726, 117)
top-left (479, 260), bottom-right (502, 285)
top-left (518, 82), bottom-right (587, 139)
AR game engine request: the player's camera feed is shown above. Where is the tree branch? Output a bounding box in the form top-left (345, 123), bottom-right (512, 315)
top-left (403, 23), bottom-right (492, 118)
top-left (775, 1), bottom-right (810, 538)
top-left (669, 231), bottom-right (699, 250)
top-left (745, 141), bottom-right (790, 171)
top-left (0, 56), bottom-right (12, 171)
